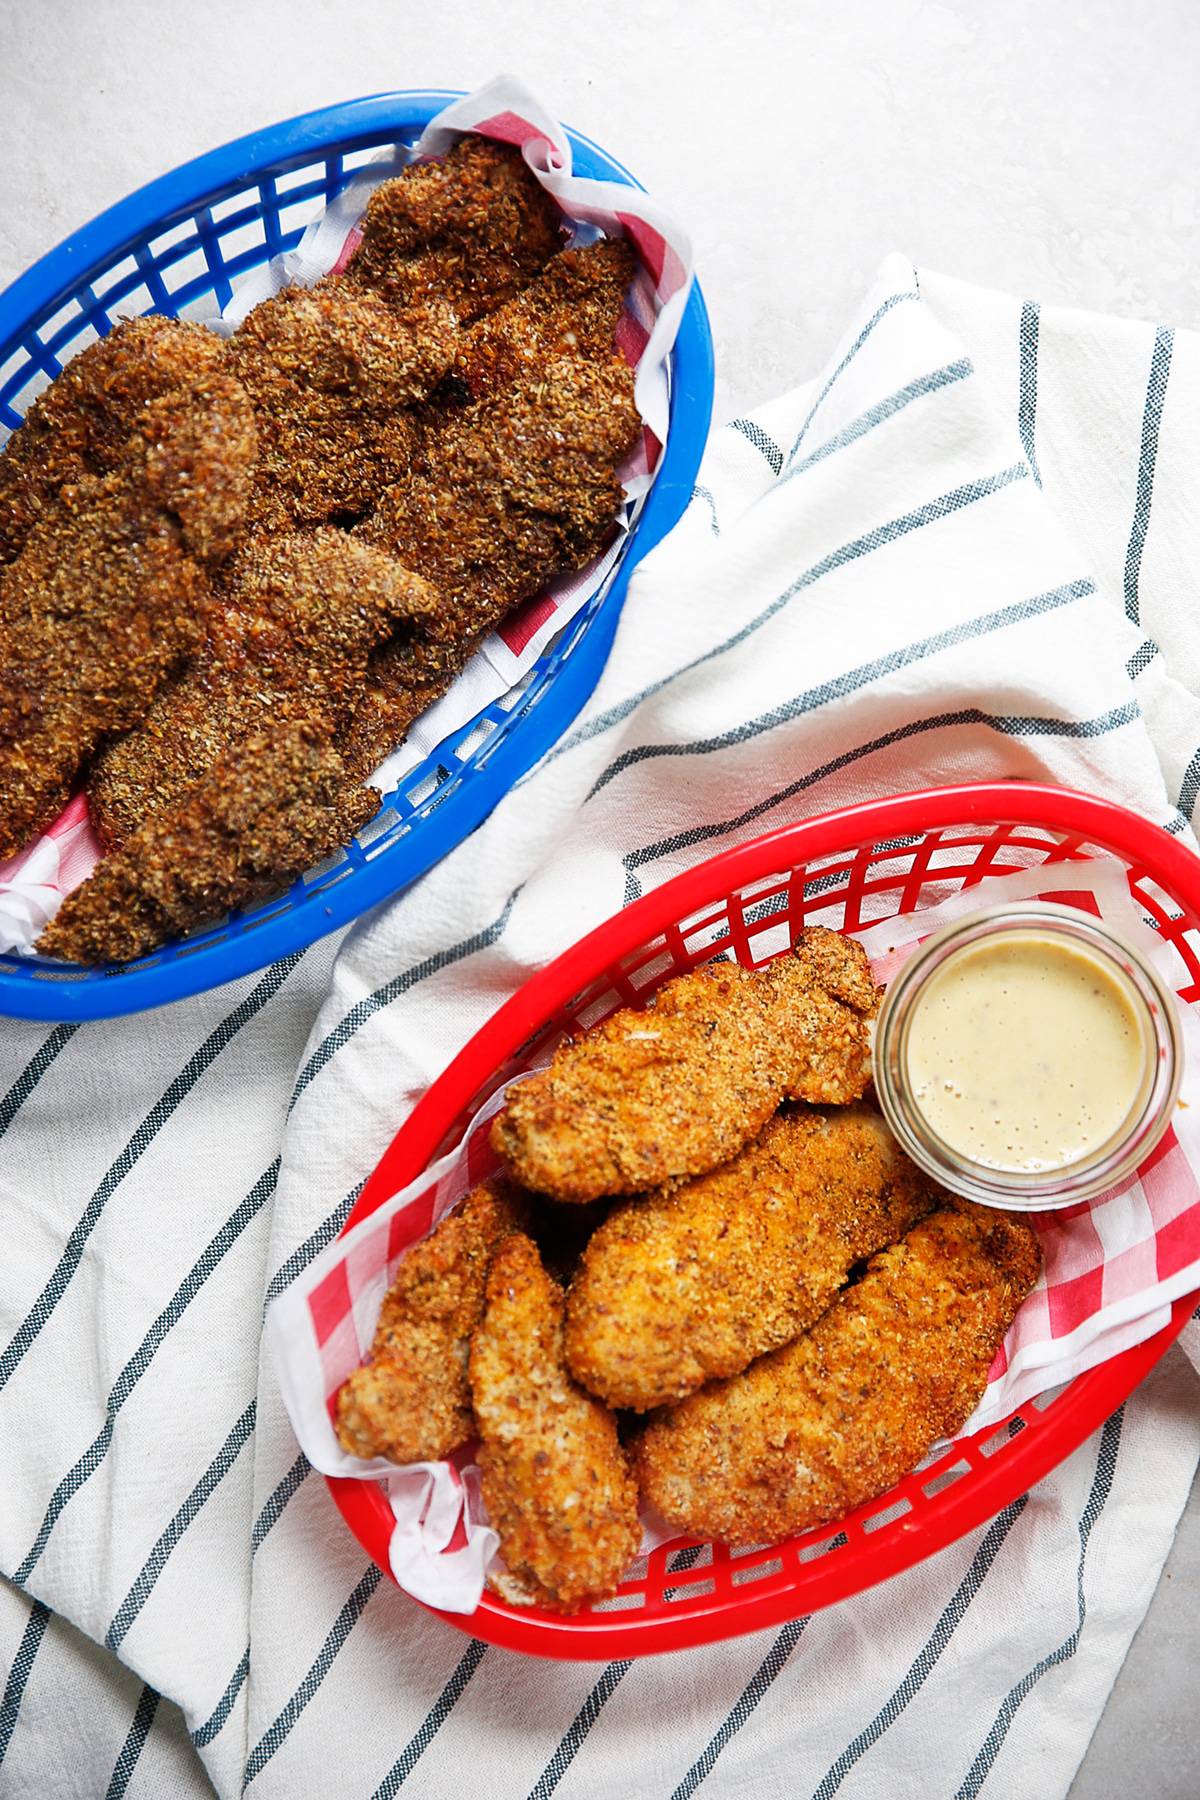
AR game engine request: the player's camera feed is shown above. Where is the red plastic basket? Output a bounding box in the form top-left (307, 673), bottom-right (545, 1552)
top-left (327, 782), bottom-right (1200, 1658)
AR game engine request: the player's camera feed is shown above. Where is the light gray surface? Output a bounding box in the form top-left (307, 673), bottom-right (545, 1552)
top-left (1069, 1467), bottom-right (1199, 1800)
top-left (1, 3), bottom-right (1197, 1794)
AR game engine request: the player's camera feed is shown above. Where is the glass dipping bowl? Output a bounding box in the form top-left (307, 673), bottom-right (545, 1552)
top-left (872, 902), bottom-right (1185, 1211)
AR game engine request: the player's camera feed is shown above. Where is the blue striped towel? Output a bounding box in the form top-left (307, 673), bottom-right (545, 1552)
top-left (2, 252), bottom-right (1199, 1799)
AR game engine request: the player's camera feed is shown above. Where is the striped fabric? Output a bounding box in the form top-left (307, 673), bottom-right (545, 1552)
top-left (3, 253), bottom-right (1200, 1798)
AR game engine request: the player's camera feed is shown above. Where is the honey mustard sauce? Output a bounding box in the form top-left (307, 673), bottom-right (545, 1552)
top-left (903, 932), bottom-right (1153, 1173)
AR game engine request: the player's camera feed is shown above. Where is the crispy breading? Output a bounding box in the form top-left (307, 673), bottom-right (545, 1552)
top-left (342, 353), bottom-right (638, 772)
top-left (453, 240), bottom-right (635, 403)
top-left (470, 1231), bottom-right (641, 1614)
top-left (0, 315), bottom-right (227, 563)
top-left (87, 530), bottom-right (434, 847)
top-left (339, 136), bottom-right (563, 323)
top-left (334, 1180), bottom-right (527, 1465)
top-left (0, 374), bottom-right (257, 859)
top-left (228, 285), bottom-right (456, 531)
top-left (363, 352), bottom-right (638, 642)
top-left (490, 930), bottom-right (880, 1203)
top-left (634, 1203), bottom-right (1042, 1547)
top-left (334, 629), bottom-right (461, 780)
top-left (39, 712), bottom-right (377, 964)
top-left (565, 1106), bottom-right (939, 1411)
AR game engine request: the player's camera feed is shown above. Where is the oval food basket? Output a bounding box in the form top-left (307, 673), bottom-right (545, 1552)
top-left (0, 91), bottom-right (714, 1020)
top-left (329, 782), bottom-right (1200, 1658)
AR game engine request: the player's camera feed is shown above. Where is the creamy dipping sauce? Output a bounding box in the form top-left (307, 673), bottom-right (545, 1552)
top-left (903, 932), bottom-right (1152, 1173)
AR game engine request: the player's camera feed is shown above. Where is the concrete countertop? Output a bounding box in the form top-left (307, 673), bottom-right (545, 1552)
top-left (2, 3), bottom-right (1196, 1794)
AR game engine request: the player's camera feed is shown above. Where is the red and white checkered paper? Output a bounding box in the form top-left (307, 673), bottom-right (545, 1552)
top-left (267, 855), bottom-right (1200, 1613)
top-left (0, 74), bottom-right (694, 955)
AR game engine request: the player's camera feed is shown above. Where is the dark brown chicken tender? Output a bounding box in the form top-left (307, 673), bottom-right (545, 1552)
top-left (0, 372), bottom-right (257, 858)
top-left (491, 931), bottom-right (880, 1203)
top-left (635, 1203), bottom-right (1042, 1547)
top-left (340, 135), bottom-right (563, 322)
top-left (335, 1180), bottom-right (527, 1466)
top-left (40, 711), bottom-right (377, 964)
top-left (453, 239), bottom-right (636, 403)
top-left (0, 314), bottom-right (227, 563)
top-left (343, 353), bottom-right (638, 774)
top-left (228, 284), bottom-right (456, 531)
top-left (87, 530), bottom-right (434, 848)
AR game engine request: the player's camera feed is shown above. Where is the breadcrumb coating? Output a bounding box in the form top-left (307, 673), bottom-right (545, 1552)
top-left (565, 1105), bottom-right (939, 1411)
top-left (453, 239), bottom-right (636, 404)
top-left (634, 1203), bottom-right (1042, 1547)
top-left (228, 284), bottom-right (456, 531)
top-left (470, 1232), bottom-right (641, 1613)
top-left (40, 711), bottom-right (377, 964)
top-left (344, 353), bottom-right (638, 772)
top-left (490, 930), bottom-right (880, 1203)
top-left (87, 530), bottom-right (433, 847)
top-left (340, 136), bottom-right (564, 323)
top-left (334, 1180), bottom-right (527, 1466)
top-left (0, 373), bottom-right (257, 858)
top-left (0, 315), bottom-right (227, 563)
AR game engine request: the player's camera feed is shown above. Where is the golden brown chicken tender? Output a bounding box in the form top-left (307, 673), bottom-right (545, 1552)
top-left (565, 1106), bottom-right (939, 1411)
top-left (334, 1180), bottom-right (527, 1465)
top-left (490, 930), bottom-right (880, 1203)
top-left (0, 314), bottom-right (228, 563)
top-left (340, 135), bottom-right (563, 323)
top-left (0, 373), bottom-right (257, 859)
top-left (635, 1203), bottom-right (1042, 1547)
top-left (470, 1231), bottom-right (641, 1613)
top-left (39, 711), bottom-right (376, 964)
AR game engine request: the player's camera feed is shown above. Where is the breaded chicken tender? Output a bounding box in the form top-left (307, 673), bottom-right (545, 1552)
top-left (635, 1204), bottom-right (1042, 1547)
top-left (0, 315), bottom-right (227, 563)
top-left (39, 712), bottom-right (377, 964)
top-left (470, 1232), bottom-right (641, 1613)
top-left (87, 530), bottom-right (433, 847)
top-left (334, 1180), bottom-right (526, 1465)
top-left (0, 373), bottom-right (257, 858)
top-left (340, 136), bottom-right (563, 323)
top-left (452, 239), bottom-right (635, 404)
top-left (566, 1106), bottom-right (939, 1411)
top-left (490, 930), bottom-right (880, 1203)
top-left (345, 352), bottom-right (639, 774)
top-left (228, 285), bottom-right (456, 531)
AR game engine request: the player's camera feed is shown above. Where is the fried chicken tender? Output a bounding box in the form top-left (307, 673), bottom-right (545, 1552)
top-left (340, 136), bottom-right (563, 323)
top-left (565, 1106), bottom-right (939, 1411)
top-left (228, 284), bottom-right (456, 532)
top-left (335, 629), bottom-right (462, 780)
top-left (40, 710), bottom-right (378, 964)
top-left (344, 353), bottom-right (639, 775)
top-left (490, 930), bottom-right (880, 1203)
top-left (470, 1231), bottom-right (641, 1613)
top-left (635, 1203), bottom-right (1042, 1547)
top-left (0, 373), bottom-right (257, 858)
top-left (87, 530), bottom-right (433, 847)
top-left (452, 239), bottom-right (635, 403)
top-left (334, 1180), bottom-right (526, 1465)
top-left (365, 352), bottom-right (637, 644)
top-left (0, 315), bottom-right (227, 563)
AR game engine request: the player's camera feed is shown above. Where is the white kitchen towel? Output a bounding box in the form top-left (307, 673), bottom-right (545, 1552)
top-left (2, 253), bottom-right (1200, 1800)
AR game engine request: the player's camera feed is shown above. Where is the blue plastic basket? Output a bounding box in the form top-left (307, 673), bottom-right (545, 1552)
top-left (0, 90), bottom-right (713, 1020)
